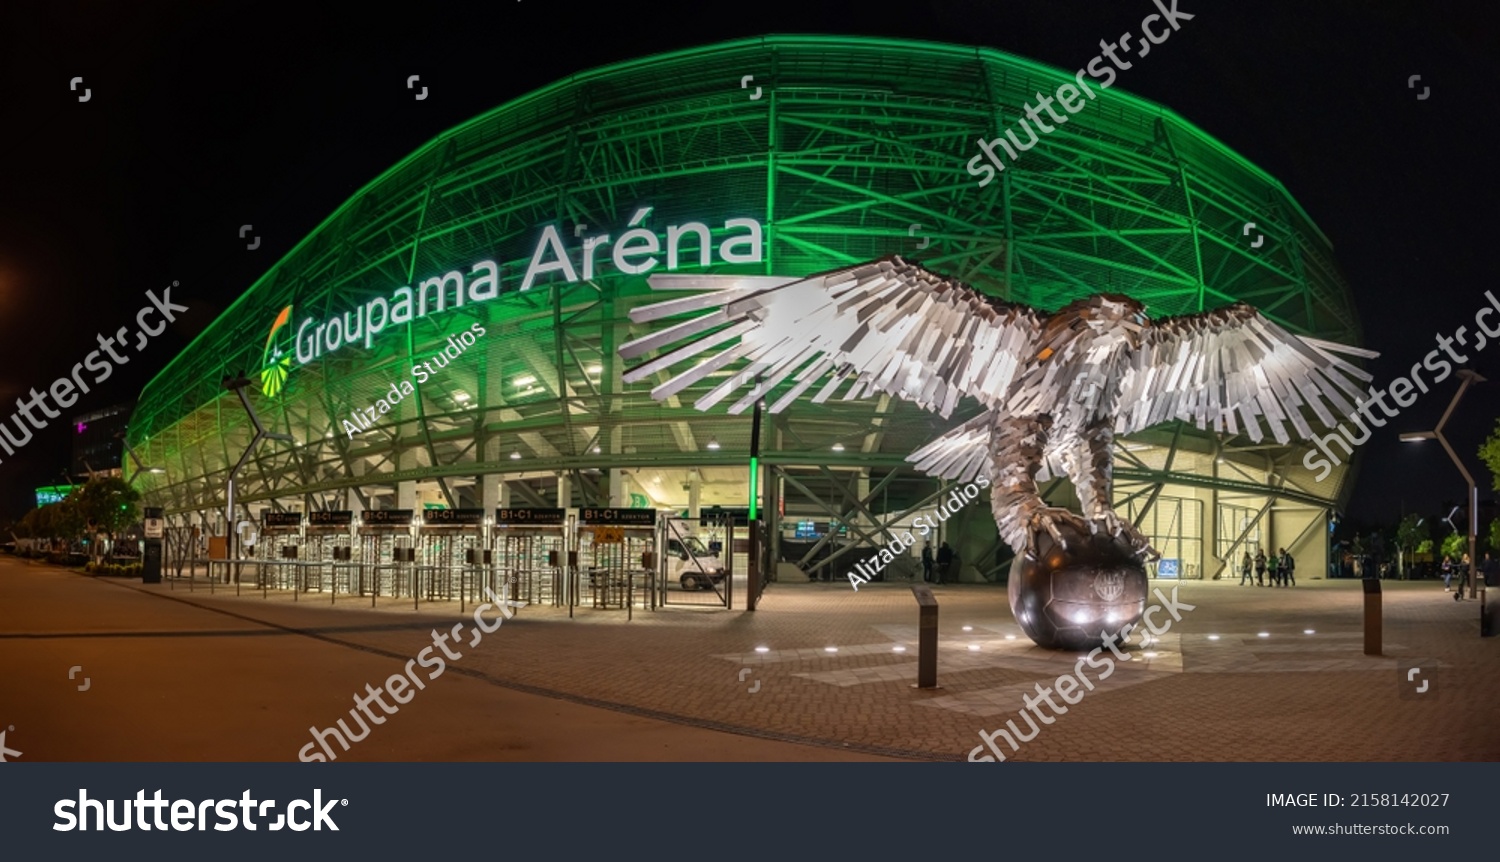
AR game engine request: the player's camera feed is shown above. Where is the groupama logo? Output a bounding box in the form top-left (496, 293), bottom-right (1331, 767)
top-left (260, 305), bottom-right (295, 397)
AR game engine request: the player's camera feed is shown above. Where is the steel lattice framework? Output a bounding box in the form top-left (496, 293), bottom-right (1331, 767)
top-left (126, 35), bottom-right (1362, 566)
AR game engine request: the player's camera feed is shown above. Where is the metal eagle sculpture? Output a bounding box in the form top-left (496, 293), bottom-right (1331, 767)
top-left (617, 255), bottom-right (1376, 562)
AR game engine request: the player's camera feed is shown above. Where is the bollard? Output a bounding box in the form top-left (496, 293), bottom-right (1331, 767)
top-left (1363, 578), bottom-right (1382, 656)
top-left (910, 584), bottom-right (939, 689)
top-left (1481, 586), bottom-right (1495, 638)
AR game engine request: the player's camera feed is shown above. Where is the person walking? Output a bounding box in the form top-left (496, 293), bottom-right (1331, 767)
top-left (1239, 550), bottom-right (1254, 586)
top-left (921, 542), bottom-right (934, 583)
top-left (1455, 553), bottom-right (1471, 600)
top-left (936, 542), bottom-right (954, 585)
top-left (1254, 548), bottom-right (1267, 586)
top-left (1279, 548), bottom-right (1295, 587)
top-left (1481, 552), bottom-right (1500, 588)
top-left (1266, 550), bottom-right (1280, 587)
top-left (1440, 555), bottom-right (1453, 591)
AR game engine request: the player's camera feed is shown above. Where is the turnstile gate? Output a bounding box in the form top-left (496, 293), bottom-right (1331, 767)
top-left (307, 510), bottom-right (356, 601)
top-left (418, 508), bottom-right (486, 605)
top-left (494, 508), bottom-right (567, 608)
top-left (360, 509), bottom-right (416, 605)
top-left (576, 508), bottom-right (657, 619)
top-left (257, 511), bottom-right (303, 595)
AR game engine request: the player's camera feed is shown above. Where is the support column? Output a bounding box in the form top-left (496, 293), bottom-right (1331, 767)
top-left (556, 473), bottom-right (572, 509)
top-left (482, 435), bottom-right (505, 511)
top-left (398, 481), bottom-right (416, 510)
top-left (687, 470), bottom-right (702, 519)
top-left (609, 469), bottom-right (628, 507)
top-left (1204, 454), bottom-right (1222, 580)
top-left (482, 474), bottom-right (503, 510)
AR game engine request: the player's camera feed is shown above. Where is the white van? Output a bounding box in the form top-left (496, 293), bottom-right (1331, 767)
top-left (665, 534), bottom-right (727, 590)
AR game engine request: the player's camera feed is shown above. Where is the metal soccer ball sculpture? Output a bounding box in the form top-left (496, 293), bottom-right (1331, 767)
top-left (1008, 521), bottom-right (1147, 650)
top-left (619, 257), bottom-right (1376, 649)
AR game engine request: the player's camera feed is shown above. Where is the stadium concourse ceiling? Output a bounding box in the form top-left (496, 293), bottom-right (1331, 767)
top-left (121, 34), bottom-right (1362, 517)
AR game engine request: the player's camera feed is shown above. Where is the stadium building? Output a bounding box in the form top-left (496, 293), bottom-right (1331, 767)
top-left (126, 35), bottom-right (1363, 603)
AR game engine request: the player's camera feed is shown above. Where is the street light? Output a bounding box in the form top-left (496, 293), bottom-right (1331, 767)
top-left (116, 431), bottom-right (165, 486)
top-left (1400, 368), bottom-right (1486, 601)
top-left (222, 372), bottom-right (293, 582)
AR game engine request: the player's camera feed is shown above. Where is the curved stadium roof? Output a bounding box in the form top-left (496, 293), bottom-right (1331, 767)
top-left (125, 34), bottom-right (1362, 518)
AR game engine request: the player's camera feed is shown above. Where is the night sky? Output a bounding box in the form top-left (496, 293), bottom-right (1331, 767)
top-left (1, 0), bottom-right (1495, 527)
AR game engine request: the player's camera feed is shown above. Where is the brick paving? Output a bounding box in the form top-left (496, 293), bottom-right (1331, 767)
top-left (128, 574), bottom-right (1500, 761)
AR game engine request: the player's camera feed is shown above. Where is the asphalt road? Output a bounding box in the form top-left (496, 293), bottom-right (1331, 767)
top-left (0, 558), bottom-right (886, 761)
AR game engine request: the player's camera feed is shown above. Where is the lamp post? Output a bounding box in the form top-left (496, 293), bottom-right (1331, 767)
top-left (746, 392), bottom-right (763, 611)
top-left (116, 431), bottom-right (165, 487)
top-left (222, 373), bottom-right (293, 583)
top-left (1399, 369), bottom-right (1486, 601)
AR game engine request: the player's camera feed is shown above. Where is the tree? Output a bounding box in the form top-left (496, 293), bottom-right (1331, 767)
top-left (1396, 514), bottom-right (1428, 554)
top-left (1481, 417), bottom-right (1500, 491)
top-left (1489, 517), bottom-right (1500, 553)
top-left (74, 477), bottom-right (141, 561)
top-left (1441, 532), bottom-right (1467, 560)
top-left (52, 496), bottom-right (87, 546)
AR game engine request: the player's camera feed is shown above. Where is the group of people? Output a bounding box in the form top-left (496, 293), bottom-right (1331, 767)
top-left (1240, 547), bottom-right (1295, 587)
top-left (920, 541), bottom-right (954, 584)
top-left (1441, 553), bottom-right (1500, 600)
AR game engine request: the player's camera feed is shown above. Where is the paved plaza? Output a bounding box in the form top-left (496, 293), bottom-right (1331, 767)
top-left (3, 558), bottom-right (1496, 761)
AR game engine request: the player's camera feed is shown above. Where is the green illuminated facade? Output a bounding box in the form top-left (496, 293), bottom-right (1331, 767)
top-left (127, 35), bottom-right (1362, 581)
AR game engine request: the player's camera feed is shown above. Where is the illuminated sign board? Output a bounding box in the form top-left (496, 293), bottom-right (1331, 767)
top-left (263, 512), bottom-right (303, 527)
top-left (36, 485), bottom-right (74, 507)
top-left (363, 509), bottom-right (414, 526)
top-left (578, 507), bottom-right (656, 527)
top-left (423, 508), bottom-right (485, 526)
top-left (275, 208), bottom-right (764, 380)
top-left (309, 511), bottom-right (354, 527)
top-left (794, 520), bottom-right (822, 539)
top-left (496, 508), bottom-right (567, 525)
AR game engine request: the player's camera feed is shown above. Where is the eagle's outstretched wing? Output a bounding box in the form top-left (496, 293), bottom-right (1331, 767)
top-left (619, 256), bottom-right (1042, 418)
top-left (1115, 303), bottom-right (1378, 444)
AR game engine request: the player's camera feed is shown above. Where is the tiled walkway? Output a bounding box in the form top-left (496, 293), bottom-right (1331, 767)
top-left (132, 575), bottom-right (1499, 761)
